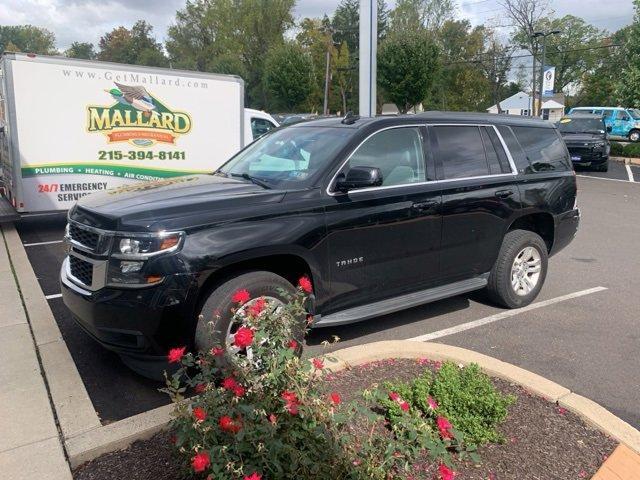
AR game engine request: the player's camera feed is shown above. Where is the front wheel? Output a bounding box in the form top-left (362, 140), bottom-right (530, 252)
top-left (486, 229), bottom-right (549, 309)
top-left (629, 130), bottom-right (640, 143)
top-left (194, 271), bottom-right (298, 356)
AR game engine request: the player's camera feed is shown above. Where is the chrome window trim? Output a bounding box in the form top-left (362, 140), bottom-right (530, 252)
top-left (326, 123), bottom-right (519, 197)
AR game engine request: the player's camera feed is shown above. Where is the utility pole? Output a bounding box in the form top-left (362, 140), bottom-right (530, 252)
top-left (532, 30), bottom-right (560, 118)
top-left (323, 49), bottom-right (331, 115)
top-left (359, 0), bottom-right (377, 117)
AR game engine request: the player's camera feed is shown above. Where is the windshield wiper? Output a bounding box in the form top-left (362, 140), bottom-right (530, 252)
top-left (229, 172), bottom-right (272, 189)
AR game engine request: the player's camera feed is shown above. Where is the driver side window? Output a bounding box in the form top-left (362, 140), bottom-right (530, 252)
top-left (345, 127), bottom-right (427, 187)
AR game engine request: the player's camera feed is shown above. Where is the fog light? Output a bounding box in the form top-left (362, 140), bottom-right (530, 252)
top-left (120, 261), bottom-right (143, 273)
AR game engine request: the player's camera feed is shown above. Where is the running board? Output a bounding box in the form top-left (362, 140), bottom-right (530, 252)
top-left (313, 275), bottom-right (489, 328)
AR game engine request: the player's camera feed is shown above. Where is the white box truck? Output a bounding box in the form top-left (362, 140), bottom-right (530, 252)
top-left (0, 53), bottom-right (278, 220)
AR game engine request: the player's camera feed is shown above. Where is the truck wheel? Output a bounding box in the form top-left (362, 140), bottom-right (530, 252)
top-left (195, 271), bottom-right (299, 357)
top-left (486, 229), bottom-right (548, 309)
top-left (629, 130), bottom-right (640, 143)
top-left (596, 160), bottom-right (609, 172)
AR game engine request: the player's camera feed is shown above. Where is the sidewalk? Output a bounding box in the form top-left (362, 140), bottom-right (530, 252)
top-left (0, 224), bottom-right (72, 479)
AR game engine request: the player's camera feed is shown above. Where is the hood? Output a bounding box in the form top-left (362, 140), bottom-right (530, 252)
top-left (71, 174), bottom-right (285, 231)
top-left (560, 132), bottom-right (606, 143)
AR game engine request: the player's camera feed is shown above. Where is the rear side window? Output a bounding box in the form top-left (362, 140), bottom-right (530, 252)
top-left (432, 126), bottom-right (489, 179)
top-left (481, 127), bottom-right (512, 174)
top-left (511, 126), bottom-right (570, 172)
top-left (496, 125), bottom-right (530, 173)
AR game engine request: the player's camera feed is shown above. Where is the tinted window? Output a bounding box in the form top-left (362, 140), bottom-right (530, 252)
top-left (251, 118), bottom-right (276, 139)
top-left (432, 126), bottom-right (489, 179)
top-left (347, 127), bottom-right (426, 187)
top-left (480, 127), bottom-right (503, 175)
top-left (603, 109), bottom-right (614, 119)
top-left (511, 126), bottom-right (569, 172)
top-left (497, 125), bottom-right (531, 174)
top-left (616, 110), bottom-right (630, 121)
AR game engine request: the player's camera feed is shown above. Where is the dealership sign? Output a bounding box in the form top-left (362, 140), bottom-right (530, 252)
top-left (542, 66), bottom-right (555, 97)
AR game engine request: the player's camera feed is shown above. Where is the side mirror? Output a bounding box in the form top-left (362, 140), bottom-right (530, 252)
top-left (606, 126), bottom-right (612, 133)
top-left (335, 166), bottom-right (383, 192)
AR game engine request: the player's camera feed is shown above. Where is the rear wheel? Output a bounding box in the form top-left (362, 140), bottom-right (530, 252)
top-left (194, 271), bottom-right (298, 356)
top-left (486, 229), bottom-right (548, 308)
top-left (595, 160), bottom-right (609, 172)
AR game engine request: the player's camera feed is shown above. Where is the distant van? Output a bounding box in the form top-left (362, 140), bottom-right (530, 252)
top-left (568, 107), bottom-right (640, 142)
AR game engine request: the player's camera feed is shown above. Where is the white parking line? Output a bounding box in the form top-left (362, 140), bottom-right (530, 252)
top-left (626, 164), bottom-right (635, 182)
top-left (407, 286), bottom-right (608, 342)
top-left (23, 240), bottom-right (63, 247)
top-left (576, 174), bottom-right (637, 184)
top-left (45, 293), bottom-right (62, 300)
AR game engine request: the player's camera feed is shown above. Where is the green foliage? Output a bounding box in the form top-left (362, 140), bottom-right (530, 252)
top-left (264, 42), bottom-right (315, 111)
top-left (616, 0), bottom-right (640, 107)
top-left (378, 32), bottom-right (439, 112)
top-left (0, 25), bottom-right (57, 55)
top-left (623, 143), bottom-right (640, 158)
top-left (431, 362), bottom-right (514, 445)
top-left (98, 21), bottom-right (168, 67)
top-left (610, 142), bottom-right (625, 156)
top-left (389, 0), bottom-right (455, 36)
top-left (64, 42), bottom-right (96, 60)
top-left (381, 361), bottom-right (514, 447)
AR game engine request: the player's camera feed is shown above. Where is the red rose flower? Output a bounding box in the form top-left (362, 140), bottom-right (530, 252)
top-left (268, 413), bottom-right (277, 424)
top-left (400, 401), bottom-right (410, 412)
top-left (428, 396), bottom-right (438, 410)
top-left (389, 391), bottom-right (400, 402)
top-left (194, 383), bottom-right (207, 394)
top-left (233, 327), bottom-right (254, 348)
top-left (287, 339), bottom-right (298, 350)
top-left (167, 346), bottom-right (186, 363)
top-left (210, 346), bottom-right (224, 356)
top-left (438, 463), bottom-right (456, 480)
top-left (248, 297), bottom-right (267, 317)
top-left (233, 385), bottom-right (246, 397)
top-left (281, 390), bottom-right (300, 415)
top-left (222, 376), bottom-right (239, 391)
top-left (244, 473), bottom-right (262, 480)
top-left (232, 289), bottom-right (251, 304)
top-left (219, 415), bottom-right (241, 433)
top-left (191, 451), bottom-right (211, 473)
top-left (329, 392), bottom-right (342, 405)
top-left (312, 358), bottom-right (324, 370)
top-left (193, 406), bottom-right (207, 422)
top-left (298, 276), bottom-right (313, 293)
top-left (437, 416), bottom-right (454, 440)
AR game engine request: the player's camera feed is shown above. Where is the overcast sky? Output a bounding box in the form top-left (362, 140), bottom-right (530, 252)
top-left (0, 0), bottom-right (634, 50)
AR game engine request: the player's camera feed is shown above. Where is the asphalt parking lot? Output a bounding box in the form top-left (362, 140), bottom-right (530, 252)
top-left (15, 162), bottom-right (640, 427)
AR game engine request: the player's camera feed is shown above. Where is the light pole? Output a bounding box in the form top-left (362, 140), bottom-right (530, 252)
top-left (520, 44), bottom-right (534, 116)
top-left (532, 30), bottom-right (560, 118)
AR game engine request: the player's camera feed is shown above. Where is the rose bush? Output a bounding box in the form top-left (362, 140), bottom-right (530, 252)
top-left (164, 278), bottom-right (503, 479)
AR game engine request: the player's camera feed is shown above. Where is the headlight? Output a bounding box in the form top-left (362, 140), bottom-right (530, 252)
top-left (113, 231), bottom-right (184, 259)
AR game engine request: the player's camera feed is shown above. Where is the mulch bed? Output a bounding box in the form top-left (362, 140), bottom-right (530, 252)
top-left (73, 359), bottom-right (616, 480)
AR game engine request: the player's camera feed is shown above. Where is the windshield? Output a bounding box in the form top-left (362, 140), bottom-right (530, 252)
top-left (558, 117), bottom-right (605, 134)
top-left (629, 109), bottom-right (640, 120)
top-left (218, 126), bottom-right (352, 188)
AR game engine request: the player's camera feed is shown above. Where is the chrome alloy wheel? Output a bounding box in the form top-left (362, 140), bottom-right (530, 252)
top-left (225, 296), bottom-right (284, 361)
top-left (510, 246), bottom-right (542, 296)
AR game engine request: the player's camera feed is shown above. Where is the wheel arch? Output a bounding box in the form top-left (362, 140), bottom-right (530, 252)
top-left (507, 212), bottom-right (555, 253)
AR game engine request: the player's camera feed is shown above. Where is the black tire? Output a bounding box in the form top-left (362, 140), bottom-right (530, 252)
top-left (629, 130), bottom-right (640, 143)
top-left (596, 160), bottom-right (609, 172)
top-left (486, 229), bottom-right (548, 309)
top-left (194, 271), bottom-right (297, 354)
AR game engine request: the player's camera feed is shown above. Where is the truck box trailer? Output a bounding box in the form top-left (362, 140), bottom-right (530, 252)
top-left (0, 53), bottom-right (277, 220)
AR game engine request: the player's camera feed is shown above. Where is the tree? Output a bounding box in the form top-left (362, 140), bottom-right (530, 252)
top-left (333, 42), bottom-right (354, 114)
top-left (331, 0), bottom-right (389, 52)
top-left (264, 42), bottom-right (315, 111)
top-left (65, 42), bottom-right (96, 59)
top-left (297, 17), bottom-right (335, 111)
top-left (378, 33), bottom-right (439, 112)
top-left (616, 0), bottom-right (640, 107)
top-left (98, 21), bottom-right (168, 67)
top-left (0, 25), bottom-right (57, 54)
top-left (477, 31), bottom-right (515, 113)
top-left (389, 0), bottom-right (455, 37)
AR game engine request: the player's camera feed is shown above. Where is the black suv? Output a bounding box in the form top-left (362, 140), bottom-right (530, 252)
top-left (558, 114), bottom-right (611, 172)
top-left (61, 113), bottom-right (580, 377)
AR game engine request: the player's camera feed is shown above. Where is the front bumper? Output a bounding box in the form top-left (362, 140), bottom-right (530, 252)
top-left (566, 145), bottom-right (608, 166)
top-left (60, 258), bottom-right (198, 358)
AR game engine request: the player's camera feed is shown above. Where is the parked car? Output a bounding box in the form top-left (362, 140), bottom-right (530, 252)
top-left (557, 114), bottom-right (611, 172)
top-left (60, 112), bottom-right (579, 378)
top-left (568, 106), bottom-right (640, 142)
top-left (244, 109), bottom-right (279, 144)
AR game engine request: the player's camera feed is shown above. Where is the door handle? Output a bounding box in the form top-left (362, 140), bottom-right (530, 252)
top-left (495, 189), bottom-right (514, 199)
top-left (412, 201), bottom-right (439, 211)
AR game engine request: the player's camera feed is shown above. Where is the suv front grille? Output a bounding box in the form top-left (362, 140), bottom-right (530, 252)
top-left (69, 256), bottom-right (93, 286)
top-left (69, 223), bottom-right (100, 250)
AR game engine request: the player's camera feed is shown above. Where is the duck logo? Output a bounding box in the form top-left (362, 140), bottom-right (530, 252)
top-left (87, 83), bottom-right (192, 147)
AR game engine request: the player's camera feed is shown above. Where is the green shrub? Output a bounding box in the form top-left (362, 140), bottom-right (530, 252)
top-left (430, 362), bottom-right (515, 445)
top-left (381, 361), bottom-right (514, 447)
top-left (623, 143), bottom-right (640, 158)
top-left (610, 142), bottom-right (624, 156)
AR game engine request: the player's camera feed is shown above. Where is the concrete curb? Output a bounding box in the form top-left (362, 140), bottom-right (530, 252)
top-left (3, 224), bottom-right (101, 440)
top-left (68, 340), bottom-right (640, 468)
top-left (610, 155), bottom-right (640, 166)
